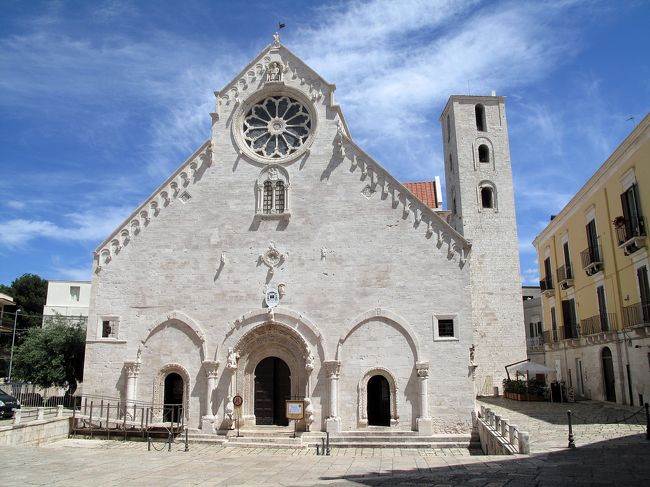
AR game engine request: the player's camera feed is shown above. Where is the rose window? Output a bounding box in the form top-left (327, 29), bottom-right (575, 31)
top-left (243, 96), bottom-right (312, 159)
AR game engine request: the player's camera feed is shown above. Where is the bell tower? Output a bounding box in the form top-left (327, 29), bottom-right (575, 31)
top-left (441, 95), bottom-right (526, 396)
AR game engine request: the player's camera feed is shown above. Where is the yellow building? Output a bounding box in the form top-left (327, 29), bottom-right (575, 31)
top-left (533, 113), bottom-right (650, 406)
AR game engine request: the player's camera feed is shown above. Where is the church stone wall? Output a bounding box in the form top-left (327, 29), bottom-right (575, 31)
top-left (83, 43), bottom-right (488, 435)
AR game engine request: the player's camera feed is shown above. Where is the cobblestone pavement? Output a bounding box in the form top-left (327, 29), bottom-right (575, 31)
top-left (0, 398), bottom-right (648, 486)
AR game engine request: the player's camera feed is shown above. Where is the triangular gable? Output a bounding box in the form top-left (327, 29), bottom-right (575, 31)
top-left (94, 39), bottom-right (470, 272)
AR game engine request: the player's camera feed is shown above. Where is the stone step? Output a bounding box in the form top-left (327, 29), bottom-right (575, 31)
top-left (305, 441), bottom-right (471, 449)
top-left (222, 441), bottom-right (308, 449)
top-left (227, 435), bottom-right (302, 444)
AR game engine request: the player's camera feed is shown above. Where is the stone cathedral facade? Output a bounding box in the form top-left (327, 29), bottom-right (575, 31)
top-left (83, 37), bottom-right (525, 436)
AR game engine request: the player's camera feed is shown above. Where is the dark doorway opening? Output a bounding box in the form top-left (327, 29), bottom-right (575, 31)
top-left (254, 356), bottom-right (290, 425)
top-left (367, 375), bottom-right (391, 426)
top-left (163, 372), bottom-right (183, 423)
top-left (602, 347), bottom-right (616, 402)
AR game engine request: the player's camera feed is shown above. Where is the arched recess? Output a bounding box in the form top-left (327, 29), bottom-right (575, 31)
top-left (358, 367), bottom-right (399, 427)
top-left (143, 311), bottom-right (208, 360)
top-left (337, 308), bottom-right (421, 362)
top-left (152, 363), bottom-right (191, 422)
top-left (229, 322), bottom-right (312, 422)
top-left (472, 137), bottom-right (495, 170)
top-left (220, 307), bottom-right (328, 362)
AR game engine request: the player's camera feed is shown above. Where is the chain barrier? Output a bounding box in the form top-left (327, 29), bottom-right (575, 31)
top-left (570, 405), bottom-right (646, 425)
top-left (567, 403), bottom-right (650, 448)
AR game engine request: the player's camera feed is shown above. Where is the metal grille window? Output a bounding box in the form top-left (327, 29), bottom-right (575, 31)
top-left (275, 181), bottom-right (285, 213)
top-left (438, 319), bottom-right (455, 337)
top-left (263, 181), bottom-right (273, 214)
top-left (101, 319), bottom-right (118, 338)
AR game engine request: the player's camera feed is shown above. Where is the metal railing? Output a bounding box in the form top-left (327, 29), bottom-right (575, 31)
top-left (557, 264), bottom-right (573, 282)
top-left (615, 216), bottom-right (646, 245)
top-left (580, 313), bottom-right (617, 335)
top-left (526, 336), bottom-right (544, 349)
top-left (580, 245), bottom-right (602, 272)
top-left (71, 394), bottom-right (186, 440)
top-left (539, 276), bottom-right (553, 291)
top-left (623, 302), bottom-right (650, 328)
top-left (562, 323), bottom-right (579, 339)
top-left (0, 383), bottom-right (74, 408)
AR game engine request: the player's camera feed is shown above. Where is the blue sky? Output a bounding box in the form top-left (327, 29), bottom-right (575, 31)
top-left (1, 0), bottom-right (649, 286)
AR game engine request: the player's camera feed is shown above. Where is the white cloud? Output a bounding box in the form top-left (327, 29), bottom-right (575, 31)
top-left (6, 201), bottom-right (26, 210)
top-left (0, 206), bottom-right (132, 248)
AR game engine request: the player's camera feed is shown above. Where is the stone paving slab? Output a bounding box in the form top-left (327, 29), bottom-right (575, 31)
top-left (1, 399), bottom-right (649, 485)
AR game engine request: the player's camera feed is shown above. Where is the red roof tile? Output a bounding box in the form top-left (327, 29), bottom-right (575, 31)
top-left (403, 181), bottom-right (438, 209)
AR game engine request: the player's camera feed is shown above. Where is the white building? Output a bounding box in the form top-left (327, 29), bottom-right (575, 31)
top-left (83, 37), bottom-right (525, 436)
top-left (43, 280), bottom-right (91, 326)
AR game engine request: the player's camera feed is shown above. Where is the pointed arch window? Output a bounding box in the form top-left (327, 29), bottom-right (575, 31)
top-left (256, 166), bottom-right (290, 218)
top-left (475, 104), bottom-right (487, 132)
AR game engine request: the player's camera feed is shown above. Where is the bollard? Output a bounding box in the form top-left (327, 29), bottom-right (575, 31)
top-left (508, 424), bottom-right (517, 445)
top-left (168, 432), bottom-right (172, 452)
top-left (326, 432), bottom-right (330, 456)
top-left (13, 409), bottom-right (21, 425)
top-left (37, 407), bottom-right (44, 420)
top-left (518, 431), bottom-right (530, 454)
top-left (567, 410), bottom-right (575, 448)
top-left (645, 403), bottom-right (649, 440)
top-left (148, 434), bottom-right (151, 451)
top-left (185, 428), bottom-right (189, 452)
top-left (316, 444), bottom-right (320, 455)
top-left (501, 419), bottom-right (509, 438)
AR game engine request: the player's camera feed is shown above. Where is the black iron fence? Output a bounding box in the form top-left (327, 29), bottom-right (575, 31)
top-left (0, 382), bottom-right (76, 408)
top-left (615, 216), bottom-right (646, 246)
top-left (580, 245), bottom-right (602, 270)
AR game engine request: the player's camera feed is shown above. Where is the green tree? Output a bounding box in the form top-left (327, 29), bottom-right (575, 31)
top-left (9, 274), bottom-right (47, 328)
top-left (12, 315), bottom-right (85, 394)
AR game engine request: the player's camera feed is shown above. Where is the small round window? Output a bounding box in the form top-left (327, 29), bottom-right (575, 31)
top-left (242, 96), bottom-right (312, 159)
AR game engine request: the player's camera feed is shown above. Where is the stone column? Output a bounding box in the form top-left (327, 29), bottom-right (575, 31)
top-left (201, 360), bottom-right (219, 432)
top-left (223, 348), bottom-right (239, 431)
top-left (123, 360), bottom-right (140, 408)
top-left (416, 361), bottom-right (433, 435)
top-left (303, 351), bottom-right (314, 432)
top-left (324, 360), bottom-right (341, 433)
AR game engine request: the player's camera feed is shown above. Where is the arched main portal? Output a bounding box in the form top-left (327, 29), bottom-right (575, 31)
top-left (602, 347), bottom-right (616, 402)
top-left (164, 372), bottom-right (184, 423)
top-left (254, 356), bottom-right (290, 426)
top-left (367, 375), bottom-right (391, 426)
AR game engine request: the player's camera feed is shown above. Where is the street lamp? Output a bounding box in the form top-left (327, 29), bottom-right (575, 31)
top-left (8, 308), bottom-right (21, 383)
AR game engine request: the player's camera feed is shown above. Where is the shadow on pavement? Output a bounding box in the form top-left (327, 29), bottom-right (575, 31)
top-left (320, 434), bottom-right (650, 486)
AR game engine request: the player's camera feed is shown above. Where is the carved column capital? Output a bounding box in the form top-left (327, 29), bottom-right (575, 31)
top-left (124, 360), bottom-right (140, 379)
top-left (202, 360), bottom-right (220, 379)
top-left (416, 361), bottom-right (430, 379)
top-left (324, 360), bottom-right (341, 379)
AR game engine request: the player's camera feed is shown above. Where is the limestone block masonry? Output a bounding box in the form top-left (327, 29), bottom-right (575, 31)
top-left (83, 37), bottom-right (525, 438)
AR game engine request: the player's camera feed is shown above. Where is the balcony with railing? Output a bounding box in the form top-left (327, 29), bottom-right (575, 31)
top-left (526, 335), bottom-right (544, 351)
top-left (562, 322), bottom-right (579, 339)
top-left (580, 244), bottom-right (603, 276)
top-left (579, 313), bottom-right (617, 335)
top-left (556, 264), bottom-right (574, 290)
top-left (614, 215), bottom-right (647, 256)
top-left (539, 276), bottom-right (554, 297)
top-left (623, 302), bottom-right (650, 328)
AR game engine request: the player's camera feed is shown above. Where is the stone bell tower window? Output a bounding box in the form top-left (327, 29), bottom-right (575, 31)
top-left (478, 144), bottom-right (490, 163)
top-left (475, 104), bottom-right (487, 132)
